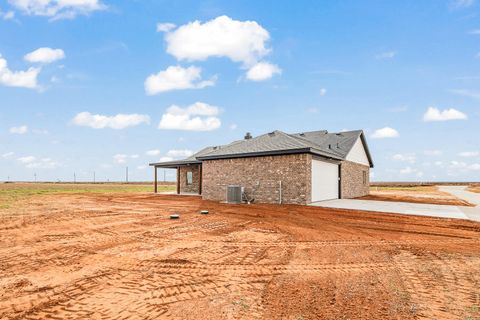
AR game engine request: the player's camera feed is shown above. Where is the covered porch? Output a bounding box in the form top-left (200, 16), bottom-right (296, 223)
top-left (150, 159), bottom-right (203, 195)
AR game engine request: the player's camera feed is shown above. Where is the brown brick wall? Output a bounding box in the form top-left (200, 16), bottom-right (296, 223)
top-left (179, 164), bottom-right (201, 194)
top-left (202, 153), bottom-right (312, 204)
top-left (340, 160), bottom-right (370, 199)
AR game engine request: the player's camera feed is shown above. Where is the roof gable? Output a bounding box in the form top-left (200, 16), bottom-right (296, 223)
top-left (345, 136), bottom-right (370, 166)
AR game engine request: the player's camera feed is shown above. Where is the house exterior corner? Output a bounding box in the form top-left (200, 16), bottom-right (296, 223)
top-left (340, 160), bottom-right (370, 199)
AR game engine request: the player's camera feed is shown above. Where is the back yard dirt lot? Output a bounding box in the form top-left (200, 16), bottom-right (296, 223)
top-left (1, 184), bottom-right (480, 319)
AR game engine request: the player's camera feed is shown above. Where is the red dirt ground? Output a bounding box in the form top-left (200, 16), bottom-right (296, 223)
top-left (1, 192), bottom-right (480, 319)
top-left (364, 186), bottom-right (474, 206)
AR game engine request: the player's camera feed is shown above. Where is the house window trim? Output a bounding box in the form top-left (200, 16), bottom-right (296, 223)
top-left (186, 171), bottom-right (193, 185)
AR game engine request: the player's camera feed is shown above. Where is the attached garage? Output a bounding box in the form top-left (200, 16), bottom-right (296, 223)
top-left (311, 159), bottom-right (339, 202)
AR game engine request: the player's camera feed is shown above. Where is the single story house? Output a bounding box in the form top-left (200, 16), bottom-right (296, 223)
top-left (149, 129), bottom-right (373, 205)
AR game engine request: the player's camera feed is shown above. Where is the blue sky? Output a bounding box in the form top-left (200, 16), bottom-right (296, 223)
top-left (1, 0), bottom-right (479, 182)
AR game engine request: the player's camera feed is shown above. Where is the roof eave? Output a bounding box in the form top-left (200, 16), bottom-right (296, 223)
top-left (359, 131), bottom-right (374, 168)
top-left (309, 148), bottom-right (344, 161)
top-left (197, 147), bottom-right (345, 161)
top-left (149, 159), bottom-right (201, 168)
top-left (197, 148), bottom-right (312, 160)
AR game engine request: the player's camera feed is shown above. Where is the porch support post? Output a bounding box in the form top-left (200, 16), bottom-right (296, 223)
top-left (176, 166), bottom-right (180, 194)
top-left (199, 164), bottom-right (202, 195)
top-left (154, 166), bottom-right (158, 193)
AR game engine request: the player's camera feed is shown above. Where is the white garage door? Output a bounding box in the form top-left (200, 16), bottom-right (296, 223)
top-left (311, 160), bottom-right (339, 202)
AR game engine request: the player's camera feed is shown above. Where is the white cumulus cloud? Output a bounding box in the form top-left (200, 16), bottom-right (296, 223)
top-left (158, 102), bottom-right (221, 131)
top-left (156, 22), bottom-right (176, 32)
top-left (246, 62), bottom-right (281, 81)
top-left (24, 47), bottom-right (65, 64)
top-left (8, 0), bottom-right (106, 20)
top-left (371, 127), bottom-right (399, 139)
top-left (158, 156), bottom-right (173, 162)
top-left (2, 152), bottom-right (14, 158)
top-left (113, 154), bottom-right (139, 164)
top-left (146, 149), bottom-right (161, 156)
top-left (423, 107), bottom-right (467, 122)
top-left (392, 153), bottom-right (416, 164)
top-left (399, 166), bottom-right (424, 177)
top-left (72, 112), bottom-right (150, 129)
top-left (9, 125), bottom-right (28, 134)
top-left (375, 51), bottom-right (397, 59)
top-left (450, 0), bottom-right (475, 8)
top-left (165, 15), bottom-right (271, 66)
top-left (144, 65), bottom-right (215, 95)
top-left (161, 15), bottom-right (279, 80)
top-left (17, 155), bottom-right (59, 168)
top-left (424, 150), bottom-right (442, 156)
top-left (17, 155), bottom-right (35, 164)
top-left (450, 89), bottom-right (480, 100)
top-left (0, 8), bottom-right (15, 20)
top-left (458, 151), bottom-right (479, 157)
top-left (0, 54), bottom-right (40, 89)
top-left (166, 149), bottom-right (194, 158)
top-left (469, 163), bottom-right (480, 170)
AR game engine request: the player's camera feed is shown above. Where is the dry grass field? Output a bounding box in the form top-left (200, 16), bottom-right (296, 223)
top-left (365, 185), bottom-right (474, 206)
top-left (468, 185), bottom-right (480, 194)
top-left (1, 183), bottom-right (480, 319)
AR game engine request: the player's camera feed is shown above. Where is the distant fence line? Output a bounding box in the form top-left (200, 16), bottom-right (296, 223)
top-left (2, 181), bottom-right (176, 185)
top-left (371, 181), bottom-right (480, 187)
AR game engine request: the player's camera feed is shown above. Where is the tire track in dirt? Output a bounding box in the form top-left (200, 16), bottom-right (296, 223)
top-left (155, 238), bottom-right (480, 247)
top-left (395, 251), bottom-right (480, 319)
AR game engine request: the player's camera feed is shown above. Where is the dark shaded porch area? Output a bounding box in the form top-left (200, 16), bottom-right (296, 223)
top-left (151, 160), bottom-right (202, 195)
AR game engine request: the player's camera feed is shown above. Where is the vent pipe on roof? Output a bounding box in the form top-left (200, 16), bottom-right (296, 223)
top-left (244, 132), bottom-right (252, 140)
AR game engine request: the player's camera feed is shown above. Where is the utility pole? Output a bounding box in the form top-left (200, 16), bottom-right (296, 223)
top-left (93, 171), bottom-right (96, 184)
top-left (74, 172), bottom-right (76, 184)
top-left (163, 169), bottom-right (166, 182)
top-left (34, 173), bottom-right (37, 183)
top-left (126, 166), bottom-right (129, 183)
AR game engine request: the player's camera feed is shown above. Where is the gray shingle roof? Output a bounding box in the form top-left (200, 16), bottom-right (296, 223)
top-left (150, 129), bottom-right (373, 167)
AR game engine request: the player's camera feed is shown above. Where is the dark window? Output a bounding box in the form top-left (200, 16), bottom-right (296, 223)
top-left (362, 171), bottom-right (367, 185)
top-left (186, 171), bottom-right (193, 185)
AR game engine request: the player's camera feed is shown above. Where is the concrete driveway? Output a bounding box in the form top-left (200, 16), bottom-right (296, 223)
top-left (438, 185), bottom-right (480, 206)
top-left (311, 186), bottom-right (480, 222)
